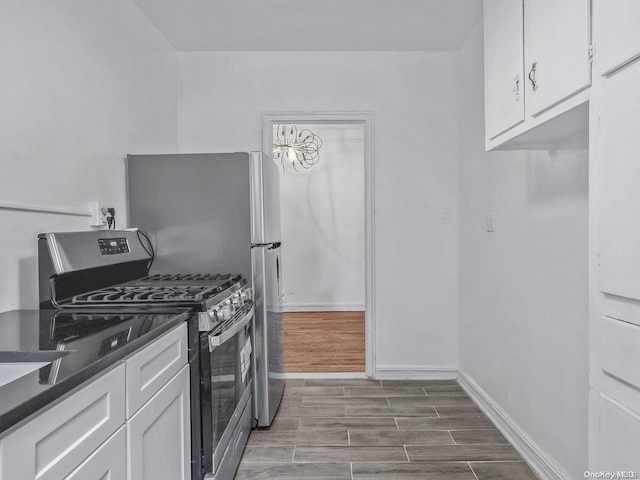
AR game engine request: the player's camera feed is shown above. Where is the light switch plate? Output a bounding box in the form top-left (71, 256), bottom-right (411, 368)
top-left (485, 213), bottom-right (496, 232)
top-left (439, 207), bottom-right (450, 224)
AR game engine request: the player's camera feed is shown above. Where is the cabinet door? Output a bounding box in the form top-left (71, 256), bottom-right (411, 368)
top-left (65, 427), bottom-right (126, 480)
top-left (127, 365), bottom-right (191, 480)
top-left (599, 63), bottom-right (640, 300)
top-left (524, 0), bottom-right (591, 116)
top-left (483, 0), bottom-right (525, 139)
top-left (0, 364), bottom-right (125, 480)
top-left (596, 0), bottom-right (640, 76)
top-left (598, 395), bottom-right (640, 471)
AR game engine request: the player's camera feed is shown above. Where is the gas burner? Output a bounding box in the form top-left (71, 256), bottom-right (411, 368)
top-left (71, 285), bottom-right (218, 304)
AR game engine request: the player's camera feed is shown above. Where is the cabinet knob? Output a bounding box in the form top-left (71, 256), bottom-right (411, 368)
top-left (513, 73), bottom-right (521, 102)
top-left (528, 62), bottom-right (539, 92)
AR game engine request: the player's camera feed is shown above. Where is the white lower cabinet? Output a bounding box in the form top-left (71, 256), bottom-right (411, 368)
top-left (598, 394), bottom-right (640, 471)
top-left (66, 427), bottom-right (126, 480)
top-left (0, 364), bottom-right (125, 480)
top-left (126, 365), bottom-right (191, 480)
top-left (0, 323), bottom-right (190, 480)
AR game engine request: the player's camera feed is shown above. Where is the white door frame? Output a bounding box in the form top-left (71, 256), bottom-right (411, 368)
top-left (262, 111), bottom-right (376, 378)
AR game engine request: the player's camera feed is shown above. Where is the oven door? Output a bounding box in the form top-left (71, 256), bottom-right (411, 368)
top-left (200, 306), bottom-right (254, 475)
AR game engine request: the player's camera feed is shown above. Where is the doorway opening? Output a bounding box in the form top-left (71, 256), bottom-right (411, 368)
top-left (263, 113), bottom-right (375, 377)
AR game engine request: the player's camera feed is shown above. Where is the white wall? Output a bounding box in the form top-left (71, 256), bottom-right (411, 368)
top-left (177, 51), bottom-right (460, 372)
top-left (458, 24), bottom-right (589, 479)
top-left (278, 124), bottom-right (365, 311)
top-left (0, 1), bottom-right (178, 311)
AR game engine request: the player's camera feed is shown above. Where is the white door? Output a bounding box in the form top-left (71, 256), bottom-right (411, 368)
top-left (483, 0), bottom-right (525, 139)
top-left (524, 0), bottom-right (591, 116)
top-left (127, 366), bottom-right (190, 480)
top-left (595, 0), bottom-right (640, 76)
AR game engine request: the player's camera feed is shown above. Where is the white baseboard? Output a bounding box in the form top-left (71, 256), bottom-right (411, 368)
top-left (282, 304), bottom-right (365, 312)
top-left (374, 366), bottom-right (458, 380)
top-left (457, 371), bottom-right (571, 480)
top-left (283, 372), bottom-right (368, 379)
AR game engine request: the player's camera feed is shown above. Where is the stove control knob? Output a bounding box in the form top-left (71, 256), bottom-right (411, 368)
top-left (241, 287), bottom-right (253, 303)
top-left (215, 308), bottom-right (225, 322)
top-left (222, 303), bottom-right (232, 320)
top-left (232, 292), bottom-right (243, 307)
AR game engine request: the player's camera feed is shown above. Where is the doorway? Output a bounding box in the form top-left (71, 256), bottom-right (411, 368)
top-left (262, 113), bottom-right (375, 377)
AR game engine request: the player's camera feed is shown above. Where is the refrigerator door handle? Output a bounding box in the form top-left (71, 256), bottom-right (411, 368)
top-left (252, 241), bottom-right (281, 249)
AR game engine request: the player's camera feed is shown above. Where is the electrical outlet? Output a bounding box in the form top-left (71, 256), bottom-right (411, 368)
top-left (485, 213), bottom-right (496, 232)
top-left (90, 202), bottom-right (108, 227)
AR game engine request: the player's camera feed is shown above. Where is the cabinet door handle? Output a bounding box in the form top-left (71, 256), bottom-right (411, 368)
top-left (528, 61), bottom-right (539, 92)
top-left (513, 73), bottom-right (521, 102)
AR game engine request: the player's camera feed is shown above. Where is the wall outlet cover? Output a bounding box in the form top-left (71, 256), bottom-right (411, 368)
top-left (485, 213), bottom-right (496, 232)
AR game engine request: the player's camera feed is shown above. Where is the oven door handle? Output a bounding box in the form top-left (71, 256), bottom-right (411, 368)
top-left (208, 305), bottom-right (254, 352)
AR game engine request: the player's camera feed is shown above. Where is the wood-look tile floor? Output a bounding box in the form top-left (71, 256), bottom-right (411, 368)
top-left (235, 379), bottom-right (540, 480)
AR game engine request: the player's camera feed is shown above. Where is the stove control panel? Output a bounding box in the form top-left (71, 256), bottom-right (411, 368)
top-left (98, 238), bottom-right (130, 255)
top-left (199, 285), bottom-right (254, 332)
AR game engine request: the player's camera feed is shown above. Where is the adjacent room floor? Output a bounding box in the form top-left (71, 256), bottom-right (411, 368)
top-left (235, 379), bottom-right (539, 479)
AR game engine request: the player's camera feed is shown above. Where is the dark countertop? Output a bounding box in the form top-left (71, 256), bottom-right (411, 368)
top-left (0, 309), bottom-right (194, 436)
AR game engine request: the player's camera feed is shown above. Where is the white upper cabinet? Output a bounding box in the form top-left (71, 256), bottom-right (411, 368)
top-left (483, 0), bottom-right (591, 149)
top-left (596, 0), bottom-right (640, 76)
top-left (484, 0), bottom-right (525, 140)
top-left (524, 0), bottom-right (591, 116)
top-left (598, 62), bottom-right (640, 302)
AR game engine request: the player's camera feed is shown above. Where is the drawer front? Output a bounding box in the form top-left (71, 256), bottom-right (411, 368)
top-left (601, 316), bottom-right (640, 391)
top-left (65, 427), bottom-right (126, 480)
top-left (0, 364), bottom-right (125, 480)
top-left (126, 323), bottom-right (187, 417)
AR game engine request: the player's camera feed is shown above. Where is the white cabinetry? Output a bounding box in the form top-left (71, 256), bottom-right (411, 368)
top-left (125, 322), bottom-right (190, 480)
top-left (483, 0), bottom-right (524, 139)
top-left (598, 63), bottom-right (640, 300)
top-left (524, 0), bottom-right (591, 116)
top-left (0, 364), bottom-right (125, 480)
top-left (125, 321), bottom-right (187, 416)
top-left (127, 365), bottom-right (191, 480)
top-left (596, 0), bottom-right (640, 76)
top-left (590, 0), bottom-right (640, 472)
top-left (483, 0), bottom-right (591, 150)
top-left (0, 323), bottom-right (190, 480)
top-left (66, 427), bottom-right (126, 480)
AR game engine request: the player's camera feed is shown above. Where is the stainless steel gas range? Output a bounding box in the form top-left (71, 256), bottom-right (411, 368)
top-left (38, 229), bottom-right (255, 480)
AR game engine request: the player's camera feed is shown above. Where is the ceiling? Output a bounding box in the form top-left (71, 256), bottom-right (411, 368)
top-left (133, 0), bottom-right (483, 52)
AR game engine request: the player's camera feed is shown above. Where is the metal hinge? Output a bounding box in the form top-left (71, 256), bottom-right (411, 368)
top-left (589, 44), bottom-right (595, 63)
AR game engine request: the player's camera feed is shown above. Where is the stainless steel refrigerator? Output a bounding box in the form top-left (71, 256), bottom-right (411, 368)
top-left (126, 151), bottom-right (284, 427)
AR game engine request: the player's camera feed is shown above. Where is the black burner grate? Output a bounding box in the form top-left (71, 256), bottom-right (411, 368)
top-left (142, 273), bottom-right (234, 282)
top-left (71, 285), bottom-right (217, 304)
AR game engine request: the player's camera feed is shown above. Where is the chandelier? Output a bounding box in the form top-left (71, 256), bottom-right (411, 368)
top-left (273, 124), bottom-right (323, 172)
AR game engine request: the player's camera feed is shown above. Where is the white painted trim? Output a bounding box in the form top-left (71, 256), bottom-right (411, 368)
top-left (0, 200), bottom-right (91, 217)
top-left (262, 111), bottom-right (376, 379)
top-left (282, 304), bottom-right (365, 312)
top-left (374, 366), bottom-right (458, 380)
top-left (283, 372), bottom-right (368, 379)
top-left (457, 371), bottom-right (571, 480)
